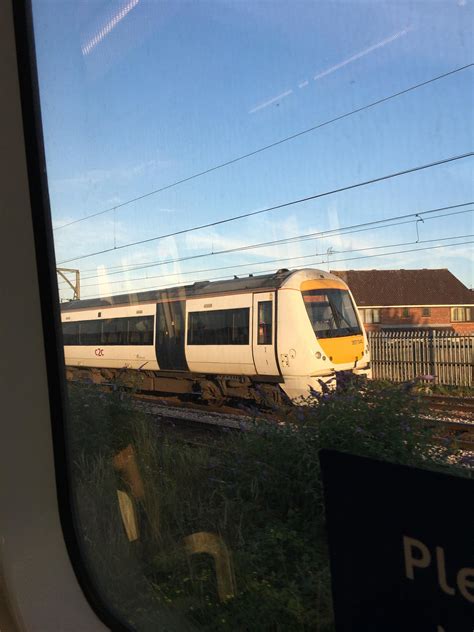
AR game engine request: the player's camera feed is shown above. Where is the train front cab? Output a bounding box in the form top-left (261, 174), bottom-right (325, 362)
top-left (277, 270), bottom-right (371, 401)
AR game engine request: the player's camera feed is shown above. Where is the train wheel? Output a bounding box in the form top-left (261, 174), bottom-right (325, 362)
top-left (200, 380), bottom-right (226, 407)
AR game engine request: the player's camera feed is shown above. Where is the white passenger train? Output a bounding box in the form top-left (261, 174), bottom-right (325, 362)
top-left (61, 268), bottom-right (371, 404)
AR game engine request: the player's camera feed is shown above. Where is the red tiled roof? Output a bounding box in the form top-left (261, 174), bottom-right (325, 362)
top-left (331, 269), bottom-right (474, 307)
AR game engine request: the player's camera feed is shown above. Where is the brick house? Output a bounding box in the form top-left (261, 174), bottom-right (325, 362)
top-left (331, 269), bottom-right (474, 334)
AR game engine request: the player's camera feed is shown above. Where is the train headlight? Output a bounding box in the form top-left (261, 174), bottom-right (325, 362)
top-left (315, 351), bottom-right (322, 359)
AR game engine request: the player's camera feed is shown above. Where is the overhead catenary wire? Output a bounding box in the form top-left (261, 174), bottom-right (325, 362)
top-left (77, 238), bottom-right (474, 299)
top-left (53, 62), bottom-right (474, 232)
top-left (71, 211), bottom-right (473, 289)
top-left (60, 201), bottom-right (473, 282)
top-left (57, 152), bottom-right (474, 265)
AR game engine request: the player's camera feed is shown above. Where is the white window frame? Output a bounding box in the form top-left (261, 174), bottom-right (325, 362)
top-left (451, 307), bottom-right (472, 322)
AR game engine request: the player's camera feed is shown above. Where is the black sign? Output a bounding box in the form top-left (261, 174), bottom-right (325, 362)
top-left (320, 450), bottom-right (473, 632)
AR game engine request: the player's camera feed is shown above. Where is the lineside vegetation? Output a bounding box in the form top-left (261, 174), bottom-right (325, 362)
top-left (67, 378), bottom-right (471, 631)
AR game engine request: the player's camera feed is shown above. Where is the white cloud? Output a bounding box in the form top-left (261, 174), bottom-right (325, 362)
top-left (51, 158), bottom-right (172, 192)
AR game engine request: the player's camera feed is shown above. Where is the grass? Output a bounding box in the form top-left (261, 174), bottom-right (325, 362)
top-left (66, 378), bottom-right (470, 631)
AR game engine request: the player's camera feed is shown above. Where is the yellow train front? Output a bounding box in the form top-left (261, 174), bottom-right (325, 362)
top-left (61, 268), bottom-right (371, 404)
top-left (275, 269), bottom-right (371, 400)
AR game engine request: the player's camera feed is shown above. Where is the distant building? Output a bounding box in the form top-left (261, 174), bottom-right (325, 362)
top-left (331, 269), bottom-right (474, 334)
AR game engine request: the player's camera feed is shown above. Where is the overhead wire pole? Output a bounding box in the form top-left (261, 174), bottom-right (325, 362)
top-left (56, 268), bottom-right (81, 300)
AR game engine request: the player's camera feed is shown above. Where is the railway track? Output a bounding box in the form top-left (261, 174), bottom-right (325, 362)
top-left (131, 392), bottom-right (474, 453)
top-left (422, 394), bottom-right (474, 420)
top-left (427, 418), bottom-right (474, 452)
top-left (131, 392), bottom-right (262, 436)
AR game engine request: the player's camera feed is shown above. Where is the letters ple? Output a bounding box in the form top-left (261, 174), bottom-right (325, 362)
top-left (403, 536), bottom-right (474, 603)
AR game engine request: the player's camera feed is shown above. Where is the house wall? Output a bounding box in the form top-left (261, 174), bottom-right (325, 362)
top-left (359, 306), bottom-right (474, 334)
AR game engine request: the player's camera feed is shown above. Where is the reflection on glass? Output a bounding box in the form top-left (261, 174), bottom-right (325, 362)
top-left (31, 0), bottom-right (473, 628)
top-left (302, 289), bottom-right (361, 338)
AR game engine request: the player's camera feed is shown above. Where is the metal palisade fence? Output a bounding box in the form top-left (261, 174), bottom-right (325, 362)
top-left (367, 330), bottom-right (474, 387)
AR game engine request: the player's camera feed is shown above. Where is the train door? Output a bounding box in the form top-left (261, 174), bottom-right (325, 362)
top-left (155, 300), bottom-right (188, 371)
top-left (252, 292), bottom-right (279, 375)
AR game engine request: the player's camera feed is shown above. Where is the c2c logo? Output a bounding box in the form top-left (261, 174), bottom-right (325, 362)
top-left (95, 348), bottom-right (104, 357)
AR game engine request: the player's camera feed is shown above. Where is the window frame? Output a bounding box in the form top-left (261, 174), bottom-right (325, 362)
top-left (362, 308), bottom-right (380, 325)
top-left (0, 2), bottom-right (131, 629)
top-left (451, 306), bottom-right (472, 322)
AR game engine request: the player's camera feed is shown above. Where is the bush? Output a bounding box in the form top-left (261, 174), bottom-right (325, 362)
top-left (65, 378), bottom-right (467, 631)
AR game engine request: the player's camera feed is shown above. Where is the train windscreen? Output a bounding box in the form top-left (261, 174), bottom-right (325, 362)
top-left (302, 289), bottom-right (362, 338)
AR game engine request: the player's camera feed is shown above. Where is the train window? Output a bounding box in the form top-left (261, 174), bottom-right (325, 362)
top-left (302, 289), bottom-right (361, 338)
top-left (258, 301), bottom-right (273, 344)
top-left (24, 0), bottom-right (473, 629)
top-left (101, 318), bottom-right (124, 345)
top-left (62, 321), bottom-right (79, 345)
top-left (187, 308), bottom-right (250, 345)
top-left (127, 316), bottom-right (154, 345)
top-left (79, 320), bottom-right (102, 346)
top-left (63, 317), bottom-right (154, 346)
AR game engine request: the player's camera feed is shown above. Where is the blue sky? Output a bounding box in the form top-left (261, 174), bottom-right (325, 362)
top-left (32, 0), bottom-right (473, 300)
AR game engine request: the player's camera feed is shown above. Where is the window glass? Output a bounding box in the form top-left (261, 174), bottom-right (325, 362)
top-left (29, 0), bottom-right (473, 629)
top-left (451, 307), bottom-right (472, 322)
top-left (128, 316), bottom-right (154, 345)
top-left (78, 320), bottom-right (101, 345)
top-left (101, 318), bottom-right (125, 345)
top-left (188, 308), bottom-right (250, 345)
top-left (303, 289), bottom-right (361, 338)
top-left (257, 301), bottom-right (273, 344)
top-left (63, 316), bottom-right (154, 345)
top-left (62, 321), bottom-right (79, 345)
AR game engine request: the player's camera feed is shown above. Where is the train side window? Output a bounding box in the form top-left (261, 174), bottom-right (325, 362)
top-left (128, 316), bottom-right (154, 345)
top-left (188, 308), bottom-right (250, 345)
top-left (62, 321), bottom-right (79, 345)
top-left (231, 308), bottom-right (250, 344)
top-left (79, 320), bottom-right (101, 346)
top-left (258, 301), bottom-right (273, 344)
top-left (101, 319), bottom-right (119, 345)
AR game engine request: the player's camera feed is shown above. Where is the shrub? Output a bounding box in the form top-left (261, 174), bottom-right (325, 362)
top-left (65, 378), bottom-right (467, 631)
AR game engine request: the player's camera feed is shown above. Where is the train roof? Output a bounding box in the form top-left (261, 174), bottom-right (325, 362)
top-left (60, 268), bottom-right (297, 311)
